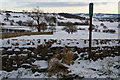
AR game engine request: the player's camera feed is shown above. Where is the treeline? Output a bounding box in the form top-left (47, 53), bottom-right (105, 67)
top-left (58, 22), bottom-right (89, 26)
top-left (58, 13), bottom-right (86, 20)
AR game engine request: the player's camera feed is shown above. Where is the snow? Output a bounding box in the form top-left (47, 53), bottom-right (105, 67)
top-left (0, 68), bottom-right (48, 79)
top-left (9, 54), bottom-right (16, 58)
top-left (68, 56), bottom-right (119, 78)
top-left (1, 25), bottom-right (32, 31)
top-left (0, 12), bottom-right (119, 79)
top-left (77, 13), bottom-right (118, 19)
top-left (0, 55), bottom-right (119, 79)
top-left (22, 64), bottom-right (30, 66)
top-left (2, 29), bottom-right (118, 40)
top-left (14, 48), bottom-right (20, 51)
top-left (31, 52), bottom-right (35, 55)
top-left (1, 35), bottom-right (119, 49)
top-left (7, 48), bottom-right (13, 51)
top-left (18, 54), bottom-right (27, 56)
top-left (32, 60), bottom-right (48, 69)
top-left (58, 17), bottom-right (82, 23)
top-left (23, 49), bottom-right (28, 51)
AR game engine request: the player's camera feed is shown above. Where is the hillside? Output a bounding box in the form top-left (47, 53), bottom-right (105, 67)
top-left (0, 11), bottom-right (120, 79)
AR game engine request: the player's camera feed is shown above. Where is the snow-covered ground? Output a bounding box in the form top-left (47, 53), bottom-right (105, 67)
top-left (0, 12), bottom-right (120, 79)
top-left (1, 25), bottom-right (32, 31)
top-left (4, 29), bottom-right (118, 40)
top-left (0, 54), bottom-right (119, 79)
top-left (0, 12), bottom-right (119, 39)
top-left (69, 55), bottom-right (120, 78)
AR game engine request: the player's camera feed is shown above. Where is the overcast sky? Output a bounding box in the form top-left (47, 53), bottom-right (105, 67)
top-left (0, 0), bottom-right (119, 14)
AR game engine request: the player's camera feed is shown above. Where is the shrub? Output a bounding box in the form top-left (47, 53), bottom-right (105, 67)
top-left (45, 16), bottom-right (56, 24)
top-left (16, 21), bottom-right (23, 26)
top-left (100, 23), bottom-right (104, 26)
top-left (49, 26), bottom-right (56, 32)
top-left (0, 22), bottom-right (6, 25)
top-left (26, 20), bottom-right (33, 27)
top-left (40, 22), bottom-right (47, 32)
top-left (62, 22), bottom-right (77, 34)
top-left (61, 47), bottom-right (75, 65)
top-left (4, 18), bottom-right (8, 21)
top-left (6, 13), bottom-right (11, 21)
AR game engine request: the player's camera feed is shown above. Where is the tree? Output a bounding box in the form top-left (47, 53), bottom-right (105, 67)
top-left (16, 21), bottom-right (23, 26)
top-left (22, 10), bottom-right (28, 14)
top-left (49, 26), bottom-right (56, 32)
top-left (40, 22), bottom-right (47, 32)
top-left (30, 6), bottom-right (46, 32)
top-left (26, 20), bottom-right (33, 27)
top-left (62, 22), bottom-right (77, 34)
top-left (6, 13), bottom-right (11, 21)
top-left (10, 21), bottom-right (13, 25)
top-left (103, 26), bottom-right (108, 29)
top-left (45, 16), bottom-right (56, 26)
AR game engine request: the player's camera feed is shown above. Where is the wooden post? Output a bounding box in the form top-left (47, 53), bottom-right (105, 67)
top-left (89, 15), bottom-right (92, 58)
top-left (89, 3), bottom-right (93, 59)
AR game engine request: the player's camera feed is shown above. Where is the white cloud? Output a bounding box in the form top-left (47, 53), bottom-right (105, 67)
top-left (1, 0), bottom-right (118, 14)
top-left (4, 0), bottom-right (120, 2)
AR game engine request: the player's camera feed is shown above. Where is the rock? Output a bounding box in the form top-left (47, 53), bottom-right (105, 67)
top-left (4, 66), bottom-right (18, 72)
top-left (18, 55), bottom-right (28, 60)
top-left (2, 49), bottom-right (7, 55)
top-left (32, 60), bottom-right (48, 73)
top-left (9, 55), bottom-right (17, 60)
top-left (21, 63), bottom-right (31, 69)
top-left (88, 68), bottom-right (97, 71)
top-left (32, 53), bottom-right (37, 58)
top-left (2, 55), bottom-right (8, 60)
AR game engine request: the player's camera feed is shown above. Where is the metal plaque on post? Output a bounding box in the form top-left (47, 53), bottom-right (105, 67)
top-left (89, 3), bottom-right (93, 16)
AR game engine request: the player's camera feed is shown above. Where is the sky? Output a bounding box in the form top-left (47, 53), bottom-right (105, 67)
top-left (0, 0), bottom-right (119, 14)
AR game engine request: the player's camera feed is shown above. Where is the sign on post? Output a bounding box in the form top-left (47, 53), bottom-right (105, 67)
top-left (89, 3), bottom-right (94, 16)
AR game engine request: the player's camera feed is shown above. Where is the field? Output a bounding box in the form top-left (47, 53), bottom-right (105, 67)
top-left (0, 11), bottom-right (120, 79)
top-left (0, 32), bottom-right (53, 39)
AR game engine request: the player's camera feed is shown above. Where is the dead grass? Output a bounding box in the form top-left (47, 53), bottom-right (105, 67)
top-left (47, 59), bottom-right (68, 77)
top-left (0, 32), bottom-right (53, 39)
top-left (62, 47), bottom-right (75, 65)
top-left (47, 47), bottom-right (75, 77)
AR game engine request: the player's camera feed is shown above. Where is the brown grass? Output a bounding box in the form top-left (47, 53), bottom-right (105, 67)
top-left (62, 47), bottom-right (75, 65)
top-left (0, 32), bottom-right (53, 39)
top-left (47, 59), bottom-right (68, 77)
top-left (51, 47), bottom-right (75, 65)
top-left (47, 47), bottom-right (75, 77)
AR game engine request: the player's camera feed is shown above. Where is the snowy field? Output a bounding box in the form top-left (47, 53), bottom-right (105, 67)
top-left (4, 28), bottom-right (118, 40)
top-left (0, 12), bottom-right (120, 79)
top-left (0, 12), bottom-right (119, 39)
top-left (0, 56), bottom-right (119, 79)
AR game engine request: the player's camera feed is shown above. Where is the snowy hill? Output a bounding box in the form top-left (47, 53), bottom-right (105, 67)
top-left (74, 13), bottom-right (119, 19)
top-left (0, 11), bottom-right (120, 79)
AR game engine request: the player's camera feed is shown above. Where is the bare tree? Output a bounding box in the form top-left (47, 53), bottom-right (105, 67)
top-left (40, 22), bottom-right (47, 32)
top-left (22, 10), bottom-right (28, 14)
top-left (62, 22), bottom-right (77, 34)
top-left (30, 6), bottom-right (46, 32)
top-left (45, 16), bottom-right (56, 26)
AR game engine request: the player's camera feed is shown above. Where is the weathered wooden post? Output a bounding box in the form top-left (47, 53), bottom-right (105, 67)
top-left (89, 3), bottom-right (94, 59)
